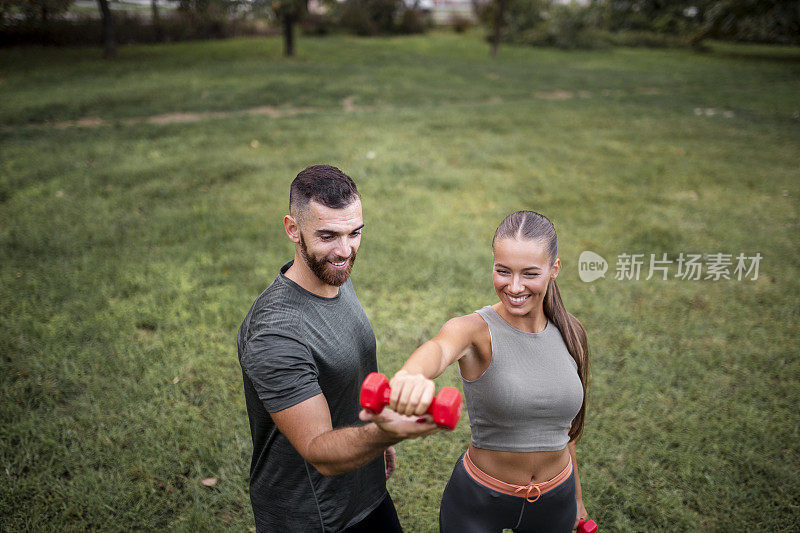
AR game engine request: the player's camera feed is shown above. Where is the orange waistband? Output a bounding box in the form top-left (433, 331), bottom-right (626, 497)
top-left (462, 449), bottom-right (573, 503)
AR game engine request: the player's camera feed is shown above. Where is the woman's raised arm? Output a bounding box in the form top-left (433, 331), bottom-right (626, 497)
top-left (388, 314), bottom-right (482, 416)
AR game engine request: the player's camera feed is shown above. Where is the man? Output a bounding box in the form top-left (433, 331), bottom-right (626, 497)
top-left (237, 165), bottom-right (438, 532)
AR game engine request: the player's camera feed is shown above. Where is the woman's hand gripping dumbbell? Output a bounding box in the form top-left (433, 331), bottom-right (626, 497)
top-left (359, 372), bottom-right (463, 430)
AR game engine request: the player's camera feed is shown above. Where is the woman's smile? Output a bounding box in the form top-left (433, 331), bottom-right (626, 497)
top-left (505, 293), bottom-right (531, 306)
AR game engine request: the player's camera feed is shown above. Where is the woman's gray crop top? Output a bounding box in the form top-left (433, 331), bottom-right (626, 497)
top-left (462, 306), bottom-right (583, 452)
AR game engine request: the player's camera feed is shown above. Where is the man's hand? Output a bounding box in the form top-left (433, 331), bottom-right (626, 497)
top-left (384, 446), bottom-right (396, 480)
top-left (359, 407), bottom-right (440, 439)
top-left (388, 369), bottom-right (436, 416)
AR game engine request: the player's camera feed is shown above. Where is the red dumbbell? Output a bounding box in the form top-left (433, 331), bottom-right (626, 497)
top-left (577, 519), bottom-right (598, 533)
top-left (359, 372), bottom-right (463, 430)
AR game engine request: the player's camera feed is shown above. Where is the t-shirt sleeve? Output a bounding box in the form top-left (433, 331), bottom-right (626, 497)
top-left (240, 331), bottom-right (322, 413)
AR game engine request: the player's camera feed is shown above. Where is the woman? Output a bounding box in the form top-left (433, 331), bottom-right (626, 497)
top-left (388, 211), bottom-right (590, 532)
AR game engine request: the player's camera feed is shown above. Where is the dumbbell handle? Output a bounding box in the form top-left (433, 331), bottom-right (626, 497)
top-left (376, 387), bottom-right (392, 405)
top-left (578, 519), bottom-right (598, 533)
top-left (360, 372), bottom-right (462, 430)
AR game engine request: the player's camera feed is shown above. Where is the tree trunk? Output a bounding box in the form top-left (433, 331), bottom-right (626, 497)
top-left (97, 0), bottom-right (117, 58)
top-left (283, 14), bottom-right (295, 57)
top-left (491, 0), bottom-right (507, 58)
top-left (151, 0), bottom-right (163, 42)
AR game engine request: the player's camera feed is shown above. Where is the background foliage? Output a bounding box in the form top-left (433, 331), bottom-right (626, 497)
top-left (474, 0), bottom-right (800, 49)
top-left (2, 0), bottom-right (800, 48)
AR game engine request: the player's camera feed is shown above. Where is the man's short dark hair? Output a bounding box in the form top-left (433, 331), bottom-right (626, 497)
top-left (290, 165), bottom-right (360, 219)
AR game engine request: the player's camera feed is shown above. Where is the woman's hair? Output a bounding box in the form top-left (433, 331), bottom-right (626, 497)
top-left (493, 210), bottom-right (589, 442)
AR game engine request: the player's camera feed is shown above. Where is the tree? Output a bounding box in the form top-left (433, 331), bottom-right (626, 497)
top-left (251, 0), bottom-right (308, 56)
top-left (490, 0), bottom-right (508, 57)
top-left (473, 0), bottom-right (543, 57)
top-left (272, 0), bottom-right (307, 56)
top-left (152, 0), bottom-right (163, 42)
top-left (96, 0), bottom-right (116, 58)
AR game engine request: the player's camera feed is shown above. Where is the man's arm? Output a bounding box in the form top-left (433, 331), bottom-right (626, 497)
top-left (270, 393), bottom-right (439, 476)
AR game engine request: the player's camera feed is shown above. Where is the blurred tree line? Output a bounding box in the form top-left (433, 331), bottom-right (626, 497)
top-left (475, 0), bottom-right (800, 54)
top-left (1, 0), bottom-right (798, 58)
top-left (0, 0), bottom-right (430, 56)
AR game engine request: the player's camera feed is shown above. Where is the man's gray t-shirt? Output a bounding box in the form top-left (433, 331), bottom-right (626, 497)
top-left (237, 261), bottom-right (386, 532)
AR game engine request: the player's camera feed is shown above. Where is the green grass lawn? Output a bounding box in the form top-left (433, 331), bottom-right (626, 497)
top-left (1, 32), bottom-right (799, 531)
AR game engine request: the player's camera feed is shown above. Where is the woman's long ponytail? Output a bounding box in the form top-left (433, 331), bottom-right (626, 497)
top-left (543, 279), bottom-right (588, 442)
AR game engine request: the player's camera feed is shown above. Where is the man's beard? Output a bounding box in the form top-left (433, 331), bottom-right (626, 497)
top-left (299, 235), bottom-right (357, 287)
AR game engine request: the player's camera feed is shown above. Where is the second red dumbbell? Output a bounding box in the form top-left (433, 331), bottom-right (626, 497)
top-left (360, 372), bottom-right (463, 430)
top-left (578, 519), bottom-right (598, 533)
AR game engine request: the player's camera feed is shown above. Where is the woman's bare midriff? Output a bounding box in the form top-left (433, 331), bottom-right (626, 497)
top-left (468, 443), bottom-right (570, 486)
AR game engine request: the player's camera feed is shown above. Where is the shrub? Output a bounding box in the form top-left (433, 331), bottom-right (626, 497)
top-left (604, 29), bottom-right (684, 48)
top-left (504, 2), bottom-right (605, 50)
top-left (448, 13), bottom-right (472, 33)
top-left (301, 12), bottom-right (334, 35)
top-left (337, 1), bottom-right (376, 36)
top-left (397, 7), bottom-right (430, 35)
top-left (545, 3), bottom-right (602, 49)
top-left (335, 0), bottom-right (427, 36)
top-left (336, 0), bottom-right (402, 36)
